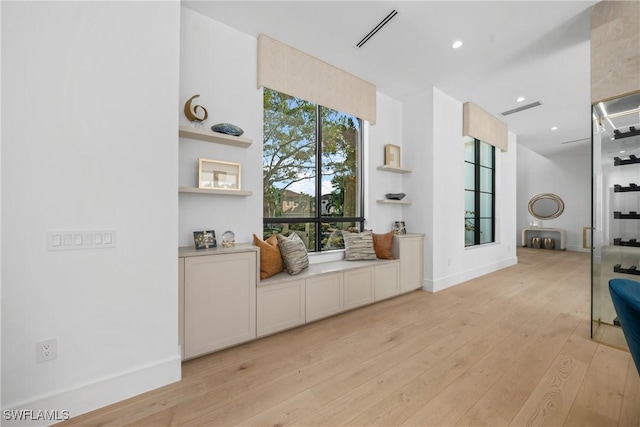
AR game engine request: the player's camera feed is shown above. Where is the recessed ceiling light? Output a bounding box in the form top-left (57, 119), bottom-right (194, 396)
top-left (620, 150), bottom-right (626, 154)
top-left (551, 126), bottom-right (558, 130)
top-left (516, 97), bottom-right (525, 103)
top-left (452, 40), bottom-right (463, 49)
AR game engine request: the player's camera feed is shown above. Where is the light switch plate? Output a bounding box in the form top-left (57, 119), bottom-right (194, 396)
top-left (48, 230), bottom-right (116, 251)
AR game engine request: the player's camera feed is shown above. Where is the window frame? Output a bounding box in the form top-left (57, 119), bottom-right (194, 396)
top-left (465, 137), bottom-right (496, 247)
top-left (263, 90), bottom-right (365, 252)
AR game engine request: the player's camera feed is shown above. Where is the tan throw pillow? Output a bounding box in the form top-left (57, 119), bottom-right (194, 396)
top-left (253, 234), bottom-right (284, 280)
top-left (342, 230), bottom-right (377, 261)
top-left (276, 233), bottom-right (309, 275)
top-left (372, 231), bottom-right (395, 259)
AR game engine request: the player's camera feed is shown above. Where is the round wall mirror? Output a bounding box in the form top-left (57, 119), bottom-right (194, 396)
top-left (528, 193), bottom-right (565, 220)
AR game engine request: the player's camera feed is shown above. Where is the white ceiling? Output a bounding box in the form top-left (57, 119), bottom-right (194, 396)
top-left (183, 0), bottom-right (599, 157)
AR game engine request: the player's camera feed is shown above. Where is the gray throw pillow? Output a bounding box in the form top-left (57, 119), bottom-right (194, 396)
top-left (342, 230), bottom-right (377, 261)
top-left (276, 233), bottom-right (309, 275)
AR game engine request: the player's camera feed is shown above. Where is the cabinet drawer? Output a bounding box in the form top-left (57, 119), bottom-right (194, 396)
top-left (306, 273), bottom-right (343, 322)
top-left (257, 280), bottom-right (305, 337)
top-left (184, 252), bottom-right (256, 359)
top-left (375, 262), bottom-right (400, 301)
top-left (344, 267), bottom-right (375, 310)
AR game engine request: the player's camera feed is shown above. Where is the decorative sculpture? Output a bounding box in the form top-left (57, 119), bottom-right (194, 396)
top-left (184, 94), bottom-right (208, 124)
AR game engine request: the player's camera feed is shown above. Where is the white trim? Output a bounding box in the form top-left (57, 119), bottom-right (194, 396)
top-left (422, 256), bottom-right (518, 292)
top-left (2, 355), bottom-right (181, 425)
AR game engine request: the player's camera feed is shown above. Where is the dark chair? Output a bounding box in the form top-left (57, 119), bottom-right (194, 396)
top-left (609, 278), bottom-right (640, 375)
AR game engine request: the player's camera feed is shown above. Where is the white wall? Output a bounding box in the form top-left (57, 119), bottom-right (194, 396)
top-left (517, 144), bottom-right (591, 252)
top-left (178, 8), bottom-right (263, 247)
top-left (2, 1), bottom-right (181, 420)
top-left (401, 88), bottom-right (435, 281)
top-left (401, 88), bottom-right (518, 292)
top-left (0, 0), bottom-right (3, 414)
top-left (365, 92), bottom-right (404, 233)
top-left (429, 88), bottom-right (518, 291)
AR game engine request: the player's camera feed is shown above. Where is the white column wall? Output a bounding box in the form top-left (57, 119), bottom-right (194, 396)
top-left (178, 7), bottom-right (263, 247)
top-left (401, 88), bottom-right (517, 292)
top-left (429, 88), bottom-right (518, 292)
top-left (366, 92), bottom-right (404, 233)
top-left (2, 1), bottom-right (181, 419)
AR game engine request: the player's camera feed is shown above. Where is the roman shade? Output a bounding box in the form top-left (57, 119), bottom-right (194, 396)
top-left (257, 34), bottom-right (377, 124)
top-left (463, 102), bottom-right (508, 152)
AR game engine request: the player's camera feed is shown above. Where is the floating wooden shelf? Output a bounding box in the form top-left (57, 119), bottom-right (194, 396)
top-left (179, 187), bottom-right (252, 197)
top-left (376, 165), bottom-right (412, 174)
top-left (179, 125), bottom-right (252, 148)
top-left (376, 199), bottom-right (411, 205)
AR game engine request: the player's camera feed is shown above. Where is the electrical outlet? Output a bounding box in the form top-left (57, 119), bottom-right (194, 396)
top-left (36, 338), bottom-right (57, 363)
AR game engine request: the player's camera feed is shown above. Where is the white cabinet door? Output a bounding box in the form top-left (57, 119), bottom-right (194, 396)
top-left (184, 251), bottom-right (256, 359)
top-left (306, 273), bottom-right (343, 322)
top-left (374, 262), bottom-right (400, 301)
top-left (257, 280), bottom-right (305, 337)
top-left (393, 234), bottom-right (424, 293)
top-left (343, 267), bottom-right (375, 310)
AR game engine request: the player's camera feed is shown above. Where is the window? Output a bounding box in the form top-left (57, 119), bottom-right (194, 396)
top-left (263, 88), bottom-right (364, 252)
top-left (465, 136), bottom-right (495, 246)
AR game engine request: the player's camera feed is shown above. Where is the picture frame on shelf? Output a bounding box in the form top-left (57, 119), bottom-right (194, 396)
top-left (198, 158), bottom-right (241, 190)
top-left (193, 230), bottom-right (217, 249)
top-left (384, 144), bottom-right (401, 168)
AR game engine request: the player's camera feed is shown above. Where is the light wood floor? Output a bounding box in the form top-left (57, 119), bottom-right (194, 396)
top-left (61, 248), bottom-right (639, 426)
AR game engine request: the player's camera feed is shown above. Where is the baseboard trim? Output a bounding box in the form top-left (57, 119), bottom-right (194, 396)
top-left (422, 256), bottom-right (518, 292)
top-left (3, 355), bottom-right (181, 426)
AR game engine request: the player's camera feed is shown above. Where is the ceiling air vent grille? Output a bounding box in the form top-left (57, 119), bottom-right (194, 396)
top-left (355, 10), bottom-right (398, 49)
top-left (501, 101), bottom-right (543, 116)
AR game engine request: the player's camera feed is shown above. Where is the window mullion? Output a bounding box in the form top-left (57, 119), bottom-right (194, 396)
top-left (315, 105), bottom-right (323, 252)
top-left (474, 139), bottom-right (481, 245)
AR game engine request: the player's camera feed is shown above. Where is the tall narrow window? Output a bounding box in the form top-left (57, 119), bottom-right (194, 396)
top-left (465, 136), bottom-right (495, 246)
top-left (263, 88), bottom-right (364, 252)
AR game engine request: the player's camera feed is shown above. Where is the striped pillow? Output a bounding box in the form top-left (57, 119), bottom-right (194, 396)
top-left (276, 233), bottom-right (309, 275)
top-left (342, 230), bottom-right (377, 261)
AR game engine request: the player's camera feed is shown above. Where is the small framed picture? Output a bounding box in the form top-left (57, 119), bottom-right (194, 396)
top-left (193, 230), bottom-right (217, 249)
top-left (384, 144), bottom-right (401, 168)
top-left (198, 159), bottom-right (241, 190)
top-left (394, 221), bottom-right (406, 235)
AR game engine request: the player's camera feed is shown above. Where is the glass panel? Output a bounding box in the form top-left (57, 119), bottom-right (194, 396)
top-left (263, 222), bottom-right (316, 252)
top-left (465, 219), bottom-right (475, 247)
top-left (591, 91), bottom-right (640, 347)
top-left (464, 136), bottom-right (475, 163)
top-left (480, 193), bottom-right (493, 217)
top-left (480, 166), bottom-right (493, 192)
top-left (479, 219), bottom-right (493, 244)
top-left (321, 107), bottom-right (361, 218)
top-left (479, 141), bottom-right (494, 167)
top-left (263, 88), bottom-right (317, 218)
top-left (321, 221), bottom-right (359, 251)
top-left (465, 190), bottom-right (475, 214)
top-left (464, 162), bottom-right (475, 190)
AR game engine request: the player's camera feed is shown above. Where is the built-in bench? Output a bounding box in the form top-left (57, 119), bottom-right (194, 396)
top-left (179, 233), bottom-right (424, 360)
top-left (257, 258), bottom-right (402, 337)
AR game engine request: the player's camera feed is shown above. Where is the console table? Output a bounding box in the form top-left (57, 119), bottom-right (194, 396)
top-left (521, 227), bottom-right (567, 250)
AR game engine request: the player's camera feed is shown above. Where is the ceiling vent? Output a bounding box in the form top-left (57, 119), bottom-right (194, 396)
top-left (501, 101), bottom-right (543, 116)
top-left (355, 10), bottom-right (398, 49)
